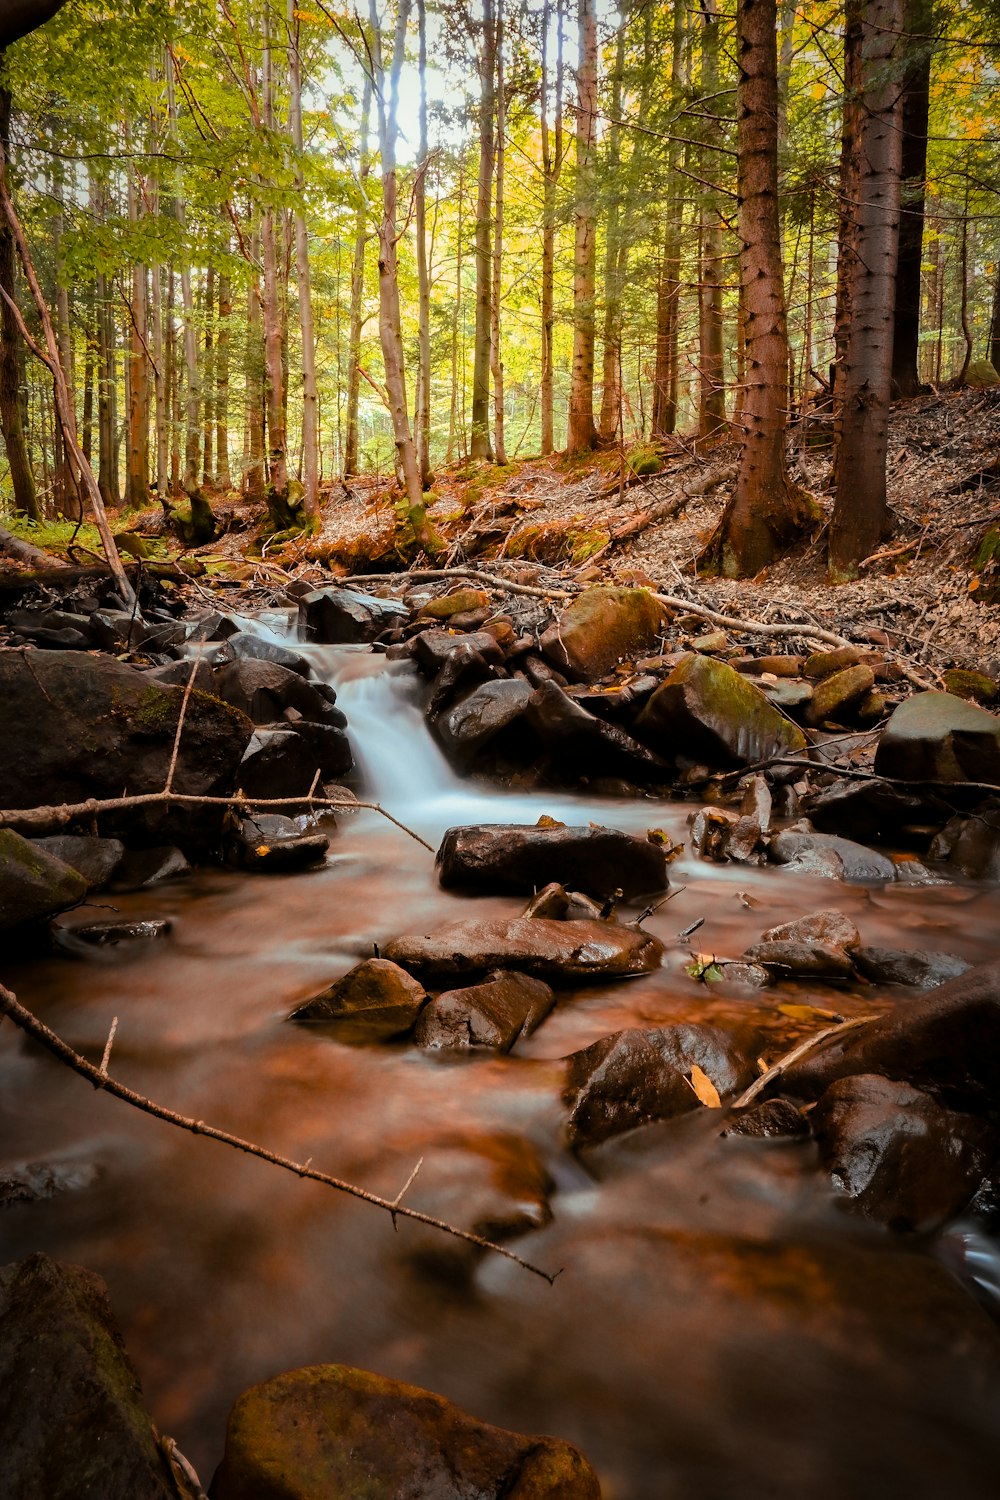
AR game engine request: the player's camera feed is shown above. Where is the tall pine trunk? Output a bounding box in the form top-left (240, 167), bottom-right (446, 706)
top-left (0, 70), bottom-right (38, 519)
top-left (288, 0), bottom-right (319, 520)
top-left (890, 0), bottom-right (932, 398)
top-left (490, 0), bottom-right (507, 465)
top-left (344, 77), bottom-right (372, 479)
top-left (698, 0), bottom-right (726, 439)
top-left (215, 268), bottom-right (232, 489)
top-left (471, 0), bottom-right (496, 460)
top-left (567, 0), bottom-right (597, 453)
top-left (539, 0), bottom-right (564, 456)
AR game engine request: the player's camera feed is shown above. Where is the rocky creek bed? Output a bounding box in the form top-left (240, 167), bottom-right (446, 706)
top-left (3, 571), bottom-right (1000, 1498)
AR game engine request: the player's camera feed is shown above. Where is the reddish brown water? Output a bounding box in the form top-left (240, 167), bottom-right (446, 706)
top-left (3, 646), bottom-right (1000, 1498)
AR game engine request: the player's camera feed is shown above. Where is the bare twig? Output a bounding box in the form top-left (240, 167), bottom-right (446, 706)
top-left (0, 984), bottom-right (557, 1283)
top-left (731, 1015), bottom-right (875, 1110)
top-left (333, 566), bottom-right (575, 601)
top-left (164, 651), bottom-right (203, 796)
top-left (98, 1016), bottom-right (118, 1080)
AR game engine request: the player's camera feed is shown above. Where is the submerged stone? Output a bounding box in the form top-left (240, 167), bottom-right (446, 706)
top-left (291, 958), bottom-right (427, 1038)
top-left (414, 970), bottom-right (554, 1053)
top-left (385, 916), bottom-right (663, 984)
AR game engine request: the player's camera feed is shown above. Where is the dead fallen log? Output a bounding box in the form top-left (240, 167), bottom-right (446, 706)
top-left (0, 522), bottom-right (67, 571)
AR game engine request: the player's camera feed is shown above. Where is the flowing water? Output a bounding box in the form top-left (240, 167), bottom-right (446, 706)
top-left (3, 623), bottom-right (1000, 1498)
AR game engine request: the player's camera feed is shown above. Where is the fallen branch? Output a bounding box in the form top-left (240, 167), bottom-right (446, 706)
top-left (731, 1015), bottom-right (875, 1110)
top-left (0, 790), bottom-right (434, 851)
top-left (601, 465), bottom-right (739, 550)
top-left (333, 566), bottom-right (576, 601)
top-left (0, 522), bottom-right (67, 571)
top-left (0, 984), bottom-right (557, 1284)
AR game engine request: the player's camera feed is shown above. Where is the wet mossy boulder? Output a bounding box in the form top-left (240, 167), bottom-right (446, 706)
top-left (0, 828), bottom-right (87, 931)
top-left (540, 586), bottom-right (665, 680)
top-left (940, 669), bottom-right (998, 705)
top-left (290, 958), bottom-right (427, 1038)
top-left (0, 1253), bottom-right (196, 1500)
top-left (413, 970), bottom-right (554, 1052)
top-left (417, 587), bottom-right (491, 620)
top-left (211, 1363), bottom-right (602, 1500)
top-left (635, 653), bottom-right (807, 768)
top-left (874, 691), bottom-right (1000, 784)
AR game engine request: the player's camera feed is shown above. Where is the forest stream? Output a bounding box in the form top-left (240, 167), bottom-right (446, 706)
top-left (4, 615), bottom-right (1000, 1498)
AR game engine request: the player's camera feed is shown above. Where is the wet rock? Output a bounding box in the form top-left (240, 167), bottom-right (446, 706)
top-left (811, 1074), bottom-right (994, 1232)
top-left (291, 958), bottom-right (427, 1038)
top-left (414, 970), bottom-right (554, 1052)
top-left (111, 845), bottom-right (191, 890)
top-left (145, 656), bottom-right (216, 694)
top-left (874, 691), bottom-right (1000, 784)
top-left (223, 630), bottom-right (311, 676)
top-left (0, 649), bottom-right (253, 844)
top-left (724, 1098), bottom-right (809, 1139)
top-left (211, 1363), bottom-right (601, 1500)
top-left (0, 829), bottom-right (88, 932)
top-left (805, 665), bottom-right (876, 727)
top-left (436, 678), bottom-right (533, 764)
top-left (717, 960), bottom-right (772, 988)
top-left (32, 835), bottom-right (125, 891)
top-left (228, 814), bottom-right (329, 874)
top-left (780, 958), bottom-right (1000, 1111)
top-left (804, 778), bottom-right (953, 846)
top-left (51, 917), bottom-right (172, 953)
top-left (851, 946), bottom-right (971, 989)
top-left (691, 805), bottom-right (740, 861)
top-left (754, 655), bottom-right (805, 678)
top-left (539, 585), bottom-right (665, 681)
top-left (759, 679), bottom-right (814, 714)
top-left (635, 653), bottom-right (807, 769)
top-left (759, 909), bottom-right (861, 952)
top-left (563, 1022), bottom-right (752, 1148)
top-left (803, 646), bottom-right (866, 679)
top-left (212, 658), bottom-right (342, 727)
top-left (526, 680), bottom-right (671, 784)
top-left (279, 719), bottom-right (352, 779)
top-left (929, 798), bottom-right (1000, 880)
top-left (385, 916), bottom-right (663, 985)
top-left (689, 629), bottom-right (729, 654)
top-left (769, 829), bottom-right (896, 882)
top-left (236, 728), bottom-right (324, 800)
top-left (413, 627), bottom-right (505, 675)
top-left (0, 1156), bottom-right (100, 1207)
top-left (427, 646), bottom-right (501, 716)
top-left (417, 587), bottom-right (491, 620)
top-left (436, 822), bottom-right (669, 900)
top-left (297, 586), bottom-right (406, 644)
top-left (0, 1253), bottom-right (194, 1500)
top-left (742, 939), bottom-right (857, 980)
top-left (941, 668), bottom-right (997, 705)
top-left (522, 883), bottom-right (604, 922)
top-left (740, 773), bottom-right (772, 830)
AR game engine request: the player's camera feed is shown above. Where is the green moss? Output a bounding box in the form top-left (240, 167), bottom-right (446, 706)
top-left (628, 445), bottom-right (662, 477)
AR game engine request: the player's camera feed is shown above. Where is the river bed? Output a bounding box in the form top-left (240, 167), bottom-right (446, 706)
top-left (3, 640), bottom-right (1000, 1498)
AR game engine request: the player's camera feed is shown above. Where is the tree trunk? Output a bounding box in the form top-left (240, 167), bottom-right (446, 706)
top-left (891, 0), bottom-right (932, 397)
top-left (215, 268), bottom-right (232, 489)
top-left (490, 0), bottom-right (507, 465)
top-left (598, 27), bottom-right (625, 442)
top-left (344, 76), bottom-right (372, 479)
top-left (288, 0), bottom-right (319, 521)
top-left (447, 156), bottom-right (463, 464)
top-left (96, 269), bottom-right (119, 507)
top-left (698, 0), bottom-right (726, 439)
top-left (829, 0), bottom-right (903, 579)
top-left (261, 22), bottom-right (288, 514)
top-left (201, 262), bottom-right (215, 485)
top-left (81, 293), bottom-right (95, 467)
top-left (414, 0), bottom-right (433, 484)
top-left (245, 227), bottom-right (265, 500)
top-left (989, 252), bottom-right (1000, 375)
top-left (126, 156), bottom-right (150, 508)
top-left (0, 70), bottom-right (38, 519)
top-left (566, 0), bottom-right (598, 453)
top-left (471, 0), bottom-right (496, 460)
top-left (699, 0), bottom-right (815, 577)
top-left (539, 0), bottom-right (564, 456)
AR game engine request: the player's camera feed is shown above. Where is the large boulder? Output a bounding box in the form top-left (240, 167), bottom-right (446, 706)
top-left (436, 679), bottom-right (533, 765)
top-left (385, 916), bottom-right (663, 984)
top-left (804, 778), bottom-right (953, 846)
top-left (436, 822), bottom-right (669, 900)
top-left (635, 653), bottom-right (807, 768)
top-left (811, 1074), bottom-right (994, 1232)
top-left (414, 970), bottom-right (554, 1052)
top-left (290, 958), bottom-right (427, 1038)
top-left (297, 587), bottom-right (406, 644)
top-left (525, 682), bottom-right (670, 785)
top-left (32, 834), bottom-right (125, 890)
top-left (778, 959), bottom-right (1000, 1112)
top-left (929, 798), bottom-right (1000, 880)
top-left (0, 828), bottom-right (87, 931)
top-left (211, 1363), bottom-right (601, 1500)
top-left (0, 649), bottom-right (253, 834)
top-left (211, 658), bottom-right (343, 727)
top-left (0, 1253), bottom-right (197, 1500)
top-left (539, 586), bottom-right (665, 680)
top-left (874, 691), bottom-right (1000, 784)
top-left (768, 829), bottom-right (896, 883)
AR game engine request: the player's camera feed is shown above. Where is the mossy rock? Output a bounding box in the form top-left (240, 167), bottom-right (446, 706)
top-left (874, 691), bottom-right (1000, 783)
top-left (211, 1363), bottom-right (602, 1500)
top-left (962, 360), bottom-right (1000, 389)
top-left (636, 653), bottom-right (808, 768)
top-left (540, 586), bottom-right (666, 680)
top-left (418, 588), bottom-right (491, 620)
top-left (0, 828), bottom-right (87, 931)
top-left (629, 445), bottom-right (662, 476)
top-left (941, 669), bottom-right (998, 705)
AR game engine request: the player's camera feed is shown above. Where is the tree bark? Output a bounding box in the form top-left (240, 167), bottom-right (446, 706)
top-left (126, 156), bottom-right (150, 508)
top-left (651, 0), bottom-right (686, 441)
top-left (699, 0), bottom-right (815, 577)
top-left (0, 69), bottom-right (38, 519)
top-left (0, 1), bottom-right (69, 49)
top-left (891, 0), bottom-right (932, 398)
top-left (598, 26), bottom-right (625, 443)
top-left (201, 262), bottom-right (215, 485)
top-left (566, 0), bottom-right (598, 453)
top-left (288, 0), bottom-right (319, 521)
top-left (344, 76), bottom-right (372, 479)
top-left (471, 0), bottom-right (496, 460)
top-left (261, 21), bottom-right (288, 513)
top-left (414, 0), bottom-right (433, 484)
top-left (215, 268), bottom-right (232, 489)
top-left (539, 0), bottom-right (564, 456)
top-left (490, 0), bottom-right (507, 465)
top-left (829, 0), bottom-right (903, 579)
top-left (698, 0), bottom-right (726, 440)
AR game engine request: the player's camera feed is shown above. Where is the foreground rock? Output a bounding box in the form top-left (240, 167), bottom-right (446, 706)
top-left (0, 1253), bottom-right (199, 1500)
top-left (811, 1074), bottom-right (993, 1232)
top-left (414, 971), bottom-right (554, 1051)
top-left (212, 1363), bottom-right (601, 1499)
top-left (635, 653), bottom-right (807, 768)
top-left (768, 829), bottom-right (896, 882)
top-left (0, 829), bottom-right (87, 931)
top-left (779, 959), bottom-right (1000, 1111)
top-left (297, 586), bottom-right (406, 643)
top-left (874, 691), bottom-right (1000, 783)
top-left (291, 958), bottom-right (427, 1038)
top-left (539, 585), bottom-right (664, 680)
top-left (385, 917), bottom-right (663, 984)
top-left (0, 648), bottom-right (253, 847)
top-left (436, 822), bottom-right (669, 900)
